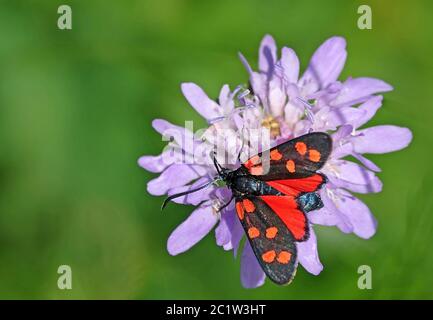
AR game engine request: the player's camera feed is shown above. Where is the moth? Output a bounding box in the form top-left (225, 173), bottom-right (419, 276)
top-left (163, 132), bottom-right (332, 285)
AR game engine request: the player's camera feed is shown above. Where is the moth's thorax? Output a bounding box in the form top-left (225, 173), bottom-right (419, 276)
top-left (225, 169), bottom-right (281, 197)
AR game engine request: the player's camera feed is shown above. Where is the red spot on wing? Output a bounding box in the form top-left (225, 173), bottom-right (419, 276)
top-left (277, 251), bottom-right (292, 264)
top-left (266, 227), bottom-right (278, 239)
top-left (249, 165), bottom-right (263, 176)
top-left (266, 174), bottom-right (324, 194)
top-left (236, 202), bottom-right (244, 220)
top-left (262, 250), bottom-right (276, 263)
top-left (286, 160), bottom-right (296, 173)
top-left (244, 155), bottom-right (261, 169)
top-left (242, 199), bottom-right (256, 213)
top-left (270, 149), bottom-right (283, 161)
top-left (295, 142), bottom-right (307, 156)
top-left (309, 149), bottom-right (321, 162)
top-left (260, 195), bottom-right (307, 241)
top-left (248, 227), bottom-right (260, 239)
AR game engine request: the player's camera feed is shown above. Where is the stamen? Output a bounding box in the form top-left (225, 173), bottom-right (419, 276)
top-left (238, 88), bottom-right (250, 100)
top-left (207, 86), bottom-right (259, 125)
top-left (230, 85), bottom-right (243, 103)
top-left (296, 97), bottom-right (315, 124)
top-left (207, 116), bottom-right (227, 124)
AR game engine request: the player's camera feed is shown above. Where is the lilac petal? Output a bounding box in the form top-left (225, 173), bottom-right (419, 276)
top-left (241, 241), bottom-right (266, 288)
top-left (258, 34), bottom-right (277, 77)
top-left (139, 148), bottom-right (195, 173)
top-left (332, 77), bottom-right (392, 107)
top-left (219, 84), bottom-right (230, 106)
top-left (293, 119), bottom-right (311, 137)
top-left (331, 126), bottom-right (354, 159)
top-left (334, 190), bottom-right (378, 239)
top-left (280, 47), bottom-right (300, 83)
top-left (213, 188), bottom-right (245, 255)
top-left (352, 125), bottom-right (413, 154)
top-left (268, 77), bottom-right (286, 117)
top-left (331, 142), bottom-right (353, 160)
top-left (332, 160), bottom-right (380, 186)
top-left (351, 96), bottom-right (383, 129)
top-left (232, 113), bottom-right (245, 132)
top-left (238, 52), bottom-right (253, 74)
top-left (147, 164), bottom-right (207, 196)
top-left (231, 222), bottom-right (245, 256)
top-left (310, 190), bottom-right (353, 233)
top-left (185, 172), bottom-right (222, 203)
top-left (332, 124), bottom-right (353, 143)
top-left (166, 177), bottom-right (213, 205)
top-left (284, 99), bottom-right (304, 127)
top-left (215, 208), bottom-right (234, 247)
top-left (138, 151), bottom-right (172, 173)
top-left (311, 81), bottom-right (343, 104)
top-left (330, 177), bottom-right (382, 194)
top-left (250, 72), bottom-right (268, 106)
top-left (152, 118), bottom-right (183, 135)
top-left (297, 226), bottom-right (323, 275)
top-left (308, 206), bottom-right (341, 227)
top-left (185, 181), bottom-right (215, 205)
top-left (238, 53), bottom-right (267, 105)
top-left (351, 152), bottom-right (381, 172)
top-left (327, 160), bottom-right (382, 193)
top-left (299, 37), bottom-right (347, 94)
top-left (326, 106), bottom-right (367, 129)
top-left (152, 119), bottom-right (194, 146)
top-left (167, 203), bottom-right (218, 255)
top-left (215, 208), bottom-right (244, 253)
top-left (181, 82), bottom-right (221, 121)
top-left (218, 84), bottom-right (234, 113)
top-left (214, 185), bottom-right (232, 200)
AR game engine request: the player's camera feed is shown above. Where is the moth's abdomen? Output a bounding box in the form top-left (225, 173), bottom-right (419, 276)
top-left (297, 192), bottom-right (323, 212)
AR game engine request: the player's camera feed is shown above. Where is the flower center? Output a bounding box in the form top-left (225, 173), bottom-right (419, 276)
top-left (261, 115), bottom-right (281, 138)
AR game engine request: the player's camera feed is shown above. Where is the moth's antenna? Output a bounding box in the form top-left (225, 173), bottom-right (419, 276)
top-left (161, 180), bottom-right (216, 210)
top-left (213, 154), bottom-right (222, 175)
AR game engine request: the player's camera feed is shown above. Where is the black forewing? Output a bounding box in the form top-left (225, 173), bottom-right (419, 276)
top-left (235, 196), bottom-right (298, 285)
top-left (242, 132), bottom-right (332, 180)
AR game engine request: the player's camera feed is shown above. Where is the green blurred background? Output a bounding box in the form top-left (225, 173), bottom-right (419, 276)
top-left (0, 0), bottom-right (432, 299)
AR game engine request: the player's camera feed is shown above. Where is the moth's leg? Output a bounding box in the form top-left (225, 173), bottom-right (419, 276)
top-left (237, 138), bottom-right (245, 163)
top-left (211, 150), bottom-right (223, 175)
top-left (217, 195), bottom-right (235, 213)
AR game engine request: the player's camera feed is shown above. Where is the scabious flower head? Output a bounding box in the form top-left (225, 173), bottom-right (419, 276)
top-left (139, 35), bottom-right (412, 288)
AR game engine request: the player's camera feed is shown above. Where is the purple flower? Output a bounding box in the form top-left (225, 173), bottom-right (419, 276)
top-left (139, 35), bottom-right (412, 288)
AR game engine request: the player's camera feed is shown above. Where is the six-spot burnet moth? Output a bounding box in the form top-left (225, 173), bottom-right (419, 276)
top-left (163, 131), bottom-right (332, 285)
